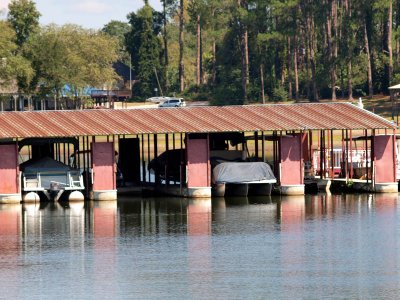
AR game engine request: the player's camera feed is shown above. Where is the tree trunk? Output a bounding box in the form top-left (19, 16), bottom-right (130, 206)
top-left (308, 14), bottom-right (318, 101)
top-left (345, 0), bottom-right (354, 100)
top-left (238, 0), bottom-right (248, 102)
top-left (326, 0), bottom-right (337, 100)
top-left (260, 63), bottom-right (265, 104)
top-left (163, 0), bottom-right (169, 91)
top-left (348, 60), bottom-right (353, 100)
top-left (287, 37), bottom-right (292, 99)
top-left (388, 0), bottom-right (393, 85)
top-left (245, 30), bottom-right (249, 86)
top-left (179, 0), bottom-right (185, 92)
top-left (364, 22), bottom-right (373, 98)
top-left (396, 0), bottom-right (400, 64)
top-left (212, 40), bottom-right (216, 85)
top-left (331, 0), bottom-right (338, 100)
top-left (240, 28), bottom-right (249, 101)
top-left (196, 14), bottom-right (201, 86)
top-left (294, 35), bottom-right (299, 101)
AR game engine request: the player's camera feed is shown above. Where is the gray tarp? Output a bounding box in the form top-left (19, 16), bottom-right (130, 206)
top-left (20, 156), bottom-right (72, 172)
top-left (213, 162), bottom-right (276, 184)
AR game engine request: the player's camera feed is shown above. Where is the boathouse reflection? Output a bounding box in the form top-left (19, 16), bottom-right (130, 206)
top-left (0, 194), bottom-right (396, 257)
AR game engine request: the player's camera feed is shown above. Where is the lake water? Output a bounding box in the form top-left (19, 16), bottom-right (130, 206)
top-left (0, 194), bottom-right (399, 299)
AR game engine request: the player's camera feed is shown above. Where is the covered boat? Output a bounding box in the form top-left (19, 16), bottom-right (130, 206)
top-left (21, 156), bottom-right (84, 201)
top-left (212, 162), bottom-right (277, 197)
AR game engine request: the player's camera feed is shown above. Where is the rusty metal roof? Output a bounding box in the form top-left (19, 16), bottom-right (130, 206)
top-left (0, 103), bottom-right (395, 139)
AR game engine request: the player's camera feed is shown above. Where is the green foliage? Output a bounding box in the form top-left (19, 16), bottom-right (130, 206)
top-left (211, 68), bottom-right (245, 106)
top-left (4, 0), bottom-right (400, 105)
top-left (0, 20), bottom-right (33, 89)
top-left (24, 24), bottom-right (119, 98)
top-left (272, 86), bottom-right (288, 102)
top-left (102, 20), bottom-right (131, 64)
top-left (182, 83), bottom-right (211, 101)
top-left (126, 3), bottom-right (163, 97)
top-left (7, 0), bottom-right (40, 46)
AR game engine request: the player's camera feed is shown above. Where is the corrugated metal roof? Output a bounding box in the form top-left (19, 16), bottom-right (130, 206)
top-left (0, 103), bottom-right (395, 139)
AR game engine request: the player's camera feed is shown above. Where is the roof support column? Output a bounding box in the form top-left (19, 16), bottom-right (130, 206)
top-left (279, 134), bottom-right (304, 195)
top-left (0, 143), bottom-right (21, 203)
top-left (90, 142), bottom-right (117, 200)
top-left (373, 133), bottom-right (398, 192)
top-left (185, 134), bottom-right (211, 198)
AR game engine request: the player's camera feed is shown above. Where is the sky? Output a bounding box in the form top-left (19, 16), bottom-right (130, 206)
top-left (0, 0), bottom-right (163, 29)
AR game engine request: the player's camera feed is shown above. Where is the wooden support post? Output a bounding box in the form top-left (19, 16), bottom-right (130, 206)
top-left (350, 130), bottom-right (353, 179)
top-left (365, 129), bottom-right (369, 182)
top-left (319, 130), bottom-right (323, 179)
top-left (341, 130), bottom-right (345, 177)
top-left (165, 133), bottom-right (169, 185)
top-left (254, 131), bottom-right (259, 160)
top-left (330, 130), bottom-right (334, 178)
top-left (76, 136), bottom-right (80, 169)
top-left (345, 130), bottom-right (349, 181)
top-left (141, 134), bottom-right (145, 183)
top-left (309, 130), bottom-right (312, 168)
top-left (261, 131), bottom-right (265, 162)
top-left (393, 129), bottom-right (397, 182)
top-left (147, 134), bottom-right (151, 183)
top-left (154, 134), bottom-right (159, 185)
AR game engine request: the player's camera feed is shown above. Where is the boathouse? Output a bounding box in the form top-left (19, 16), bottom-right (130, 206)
top-left (0, 102), bottom-right (396, 203)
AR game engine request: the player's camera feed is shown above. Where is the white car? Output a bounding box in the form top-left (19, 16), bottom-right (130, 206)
top-left (158, 98), bottom-right (186, 107)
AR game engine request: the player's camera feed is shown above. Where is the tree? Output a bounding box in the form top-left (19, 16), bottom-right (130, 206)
top-left (25, 25), bottom-right (119, 108)
top-left (7, 0), bottom-right (40, 47)
top-left (102, 20), bottom-right (131, 64)
top-left (187, 0), bottom-right (206, 87)
top-left (179, 0), bottom-right (185, 92)
top-left (160, 0), bottom-right (177, 91)
top-left (7, 0), bottom-right (39, 95)
top-left (0, 20), bottom-right (33, 89)
top-left (126, 3), bottom-right (163, 97)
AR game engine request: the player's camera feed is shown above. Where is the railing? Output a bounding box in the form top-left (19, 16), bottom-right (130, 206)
top-left (22, 171), bottom-right (84, 191)
top-left (312, 149), bottom-right (371, 178)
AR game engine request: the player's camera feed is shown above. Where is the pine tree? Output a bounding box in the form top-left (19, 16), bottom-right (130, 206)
top-left (126, 3), bottom-right (163, 97)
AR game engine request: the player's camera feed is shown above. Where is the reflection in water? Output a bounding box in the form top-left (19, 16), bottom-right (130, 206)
top-left (0, 194), bottom-right (398, 298)
top-left (0, 204), bottom-right (21, 299)
top-left (187, 200), bottom-right (212, 299)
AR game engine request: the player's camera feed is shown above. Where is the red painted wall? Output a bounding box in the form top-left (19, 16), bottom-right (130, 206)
top-left (92, 142), bottom-right (116, 190)
top-left (280, 135), bottom-right (303, 185)
top-left (187, 138), bottom-right (210, 188)
top-left (374, 135), bottom-right (395, 183)
top-left (0, 144), bottom-right (19, 194)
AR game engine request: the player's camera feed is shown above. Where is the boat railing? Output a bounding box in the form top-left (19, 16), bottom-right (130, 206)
top-left (66, 171), bottom-right (84, 190)
top-left (23, 173), bottom-right (44, 191)
top-left (22, 170), bottom-right (84, 192)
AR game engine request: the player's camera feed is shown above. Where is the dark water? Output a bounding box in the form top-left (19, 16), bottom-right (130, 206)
top-left (0, 194), bottom-right (399, 299)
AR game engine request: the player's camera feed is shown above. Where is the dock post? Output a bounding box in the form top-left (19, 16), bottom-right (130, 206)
top-left (279, 135), bottom-right (305, 195)
top-left (185, 135), bottom-right (212, 198)
top-left (0, 144), bottom-right (21, 204)
top-left (373, 135), bottom-right (398, 193)
top-left (91, 142), bottom-right (117, 200)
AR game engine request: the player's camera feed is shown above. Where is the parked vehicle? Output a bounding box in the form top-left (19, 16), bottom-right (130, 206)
top-left (159, 98), bottom-right (186, 107)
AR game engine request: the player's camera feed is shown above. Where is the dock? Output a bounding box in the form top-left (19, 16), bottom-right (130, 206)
top-left (0, 102), bottom-right (396, 203)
